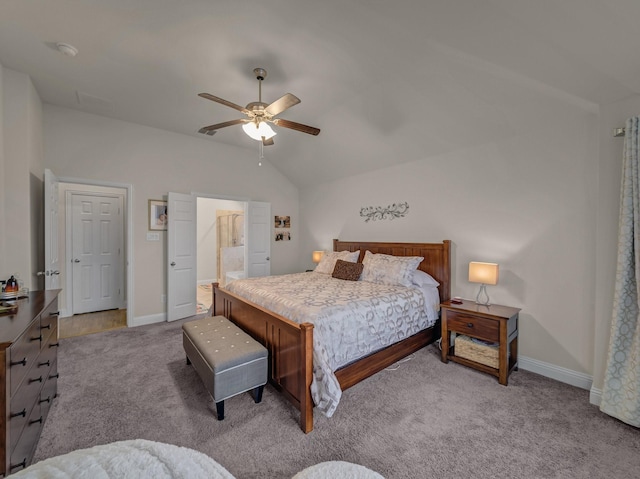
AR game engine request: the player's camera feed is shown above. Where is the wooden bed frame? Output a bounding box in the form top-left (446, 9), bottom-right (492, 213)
top-left (212, 239), bottom-right (451, 433)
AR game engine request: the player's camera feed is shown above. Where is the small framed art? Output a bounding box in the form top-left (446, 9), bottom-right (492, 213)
top-left (149, 199), bottom-right (168, 231)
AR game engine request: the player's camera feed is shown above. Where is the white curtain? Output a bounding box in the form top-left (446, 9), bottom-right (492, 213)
top-left (600, 116), bottom-right (640, 427)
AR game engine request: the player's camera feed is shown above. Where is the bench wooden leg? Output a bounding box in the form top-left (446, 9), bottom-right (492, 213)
top-left (215, 401), bottom-right (224, 420)
top-left (253, 385), bottom-right (264, 404)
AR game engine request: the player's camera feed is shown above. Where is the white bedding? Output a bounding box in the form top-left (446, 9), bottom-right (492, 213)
top-left (225, 272), bottom-right (438, 417)
top-left (12, 440), bottom-right (235, 479)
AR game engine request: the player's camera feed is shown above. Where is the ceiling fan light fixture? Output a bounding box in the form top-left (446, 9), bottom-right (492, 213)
top-left (242, 121), bottom-right (276, 141)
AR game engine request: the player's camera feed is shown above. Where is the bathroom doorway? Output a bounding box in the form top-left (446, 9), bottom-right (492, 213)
top-left (196, 197), bottom-right (247, 313)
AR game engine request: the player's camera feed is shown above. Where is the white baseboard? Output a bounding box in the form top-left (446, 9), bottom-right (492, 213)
top-left (518, 355), bottom-right (593, 390)
top-left (589, 387), bottom-right (603, 406)
top-left (130, 312), bottom-right (166, 327)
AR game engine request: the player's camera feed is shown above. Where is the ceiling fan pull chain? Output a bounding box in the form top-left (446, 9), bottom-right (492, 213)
top-left (258, 142), bottom-right (264, 167)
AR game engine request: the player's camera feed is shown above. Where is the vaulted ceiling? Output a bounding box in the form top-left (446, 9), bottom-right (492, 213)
top-left (2, 1), bottom-right (639, 187)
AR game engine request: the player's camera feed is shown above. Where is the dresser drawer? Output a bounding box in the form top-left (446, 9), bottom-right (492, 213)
top-left (446, 311), bottom-right (499, 343)
top-left (8, 371), bottom-right (42, 453)
top-left (9, 321), bottom-right (43, 396)
top-left (39, 301), bottom-right (59, 346)
top-left (8, 403), bottom-right (43, 475)
top-left (38, 327), bottom-right (58, 370)
top-left (40, 360), bottom-right (58, 422)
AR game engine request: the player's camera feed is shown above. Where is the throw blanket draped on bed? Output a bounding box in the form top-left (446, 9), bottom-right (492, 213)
top-left (225, 272), bottom-right (437, 417)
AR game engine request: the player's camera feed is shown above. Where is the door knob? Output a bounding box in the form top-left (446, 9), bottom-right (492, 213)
top-left (36, 271), bottom-right (46, 276)
top-left (73, 259), bottom-right (80, 263)
top-left (170, 262), bottom-right (176, 266)
top-left (266, 257), bottom-right (270, 261)
top-left (51, 270), bottom-right (60, 275)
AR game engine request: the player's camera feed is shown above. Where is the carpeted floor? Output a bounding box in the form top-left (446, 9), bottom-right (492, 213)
top-left (34, 318), bottom-right (639, 479)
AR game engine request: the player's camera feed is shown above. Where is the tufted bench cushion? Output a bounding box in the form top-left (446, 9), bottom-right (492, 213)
top-left (182, 316), bottom-right (268, 420)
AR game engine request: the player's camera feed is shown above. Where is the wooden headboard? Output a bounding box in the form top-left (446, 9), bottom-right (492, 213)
top-left (333, 239), bottom-right (451, 303)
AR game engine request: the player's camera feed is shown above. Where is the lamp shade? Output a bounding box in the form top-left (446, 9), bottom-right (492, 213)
top-left (242, 121), bottom-right (276, 141)
top-left (312, 251), bottom-right (325, 264)
top-left (468, 262), bottom-right (499, 285)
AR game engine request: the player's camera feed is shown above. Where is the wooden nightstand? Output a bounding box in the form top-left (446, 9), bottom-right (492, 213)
top-left (440, 299), bottom-right (521, 385)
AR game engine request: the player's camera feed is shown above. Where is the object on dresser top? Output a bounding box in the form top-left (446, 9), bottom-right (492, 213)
top-left (0, 302), bottom-right (18, 315)
top-left (4, 275), bottom-right (19, 292)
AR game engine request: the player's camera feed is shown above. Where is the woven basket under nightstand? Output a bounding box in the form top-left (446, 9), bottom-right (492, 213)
top-left (454, 334), bottom-right (500, 369)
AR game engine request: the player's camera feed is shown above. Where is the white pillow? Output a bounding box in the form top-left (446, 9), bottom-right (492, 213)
top-left (314, 250), bottom-right (360, 274)
top-left (360, 251), bottom-right (423, 287)
top-left (412, 269), bottom-right (439, 287)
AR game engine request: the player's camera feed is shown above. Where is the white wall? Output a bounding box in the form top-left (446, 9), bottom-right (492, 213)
top-left (1, 67), bottom-right (43, 289)
top-left (299, 84), bottom-right (599, 380)
top-left (43, 105), bottom-right (299, 320)
top-left (0, 63), bottom-right (4, 279)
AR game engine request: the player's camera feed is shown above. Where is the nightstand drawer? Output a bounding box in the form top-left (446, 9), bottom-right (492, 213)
top-left (446, 311), bottom-right (499, 343)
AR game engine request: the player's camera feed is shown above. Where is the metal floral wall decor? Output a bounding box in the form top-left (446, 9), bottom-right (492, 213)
top-left (360, 202), bottom-right (409, 222)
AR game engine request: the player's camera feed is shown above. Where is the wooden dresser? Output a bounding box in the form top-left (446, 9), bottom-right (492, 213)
top-left (0, 290), bottom-right (60, 476)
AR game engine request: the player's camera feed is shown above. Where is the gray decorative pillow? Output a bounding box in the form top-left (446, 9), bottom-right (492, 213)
top-left (360, 251), bottom-right (423, 287)
top-left (314, 250), bottom-right (360, 274)
top-left (332, 259), bottom-right (364, 281)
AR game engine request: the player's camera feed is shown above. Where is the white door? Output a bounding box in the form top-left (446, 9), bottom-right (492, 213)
top-left (71, 193), bottom-right (124, 314)
top-left (247, 201), bottom-right (271, 278)
top-left (167, 192), bottom-right (197, 321)
top-left (43, 169), bottom-right (61, 290)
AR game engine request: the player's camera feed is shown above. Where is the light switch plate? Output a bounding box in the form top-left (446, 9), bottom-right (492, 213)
top-left (146, 232), bottom-right (160, 241)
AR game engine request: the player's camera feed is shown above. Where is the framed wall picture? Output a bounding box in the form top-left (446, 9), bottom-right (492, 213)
top-left (274, 215), bottom-right (290, 228)
top-left (149, 199), bottom-right (168, 231)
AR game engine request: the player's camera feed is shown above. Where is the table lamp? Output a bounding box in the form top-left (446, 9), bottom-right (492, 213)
top-left (468, 261), bottom-right (499, 305)
top-left (312, 251), bottom-right (324, 264)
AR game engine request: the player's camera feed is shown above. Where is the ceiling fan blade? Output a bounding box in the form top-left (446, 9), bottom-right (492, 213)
top-left (265, 93), bottom-right (300, 117)
top-left (262, 136), bottom-right (275, 146)
top-left (198, 119), bottom-right (246, 134)
top-left (272, 118), bottom-right (320, 136)
top-left (198, 93), bottom-right (250, 115)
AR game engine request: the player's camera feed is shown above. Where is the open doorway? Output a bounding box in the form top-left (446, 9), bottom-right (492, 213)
top-left (53, 179), bottom-right (131, 337)
top-left (196, 197), bottom-right (247, 314)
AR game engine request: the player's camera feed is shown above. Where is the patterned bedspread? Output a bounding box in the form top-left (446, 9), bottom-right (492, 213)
top-left (225, 272), bottom-right (437, 417)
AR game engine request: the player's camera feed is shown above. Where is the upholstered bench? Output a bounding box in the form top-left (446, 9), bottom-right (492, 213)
top-left (182, 316), bottom-right (268, 420)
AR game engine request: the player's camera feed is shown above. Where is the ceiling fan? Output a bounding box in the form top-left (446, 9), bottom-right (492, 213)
top-left (198, 68), bottom-right (320, 146)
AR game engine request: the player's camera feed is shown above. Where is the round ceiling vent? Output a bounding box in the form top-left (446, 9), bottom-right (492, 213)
top-left (56, 42), bottom-right (78, 57)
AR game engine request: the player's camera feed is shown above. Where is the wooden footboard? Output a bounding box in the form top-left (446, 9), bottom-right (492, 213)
top-left (212, 284), bottom-right (315, 432)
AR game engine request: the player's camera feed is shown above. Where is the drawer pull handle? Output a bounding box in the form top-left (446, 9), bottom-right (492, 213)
top-left (467, 322), bottom-right (474, 328)
top-left (31, 334), bottom-right (43, 342)
top-left (50, 342), bottom-right (60, 348)
top-left (50, 311), bottom-right (60, 316)
top-left (29, 416), bottom-right (43, 425)
top-left (41, 324), bottom-right (51, 330)
top-left (39, 360), bottom-right (50, 367)
top-left (10, 357), bottom-right (27, 367)
top-left (29, 376), bottom-right (43, 384)
top-left (40, 396), bottom-right (51, 404)
top-left (50, 373), bottom-right (60, 379)
top-left (10, 458), bottom-right (27, 471)
top-left (10, 408), bottom-right (26, 418)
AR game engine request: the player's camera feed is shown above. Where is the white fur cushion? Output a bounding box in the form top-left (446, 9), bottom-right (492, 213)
top-left (292, 461), bottom-right (384, 479)
top-left (12, 439), bottom-right (235, 479)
